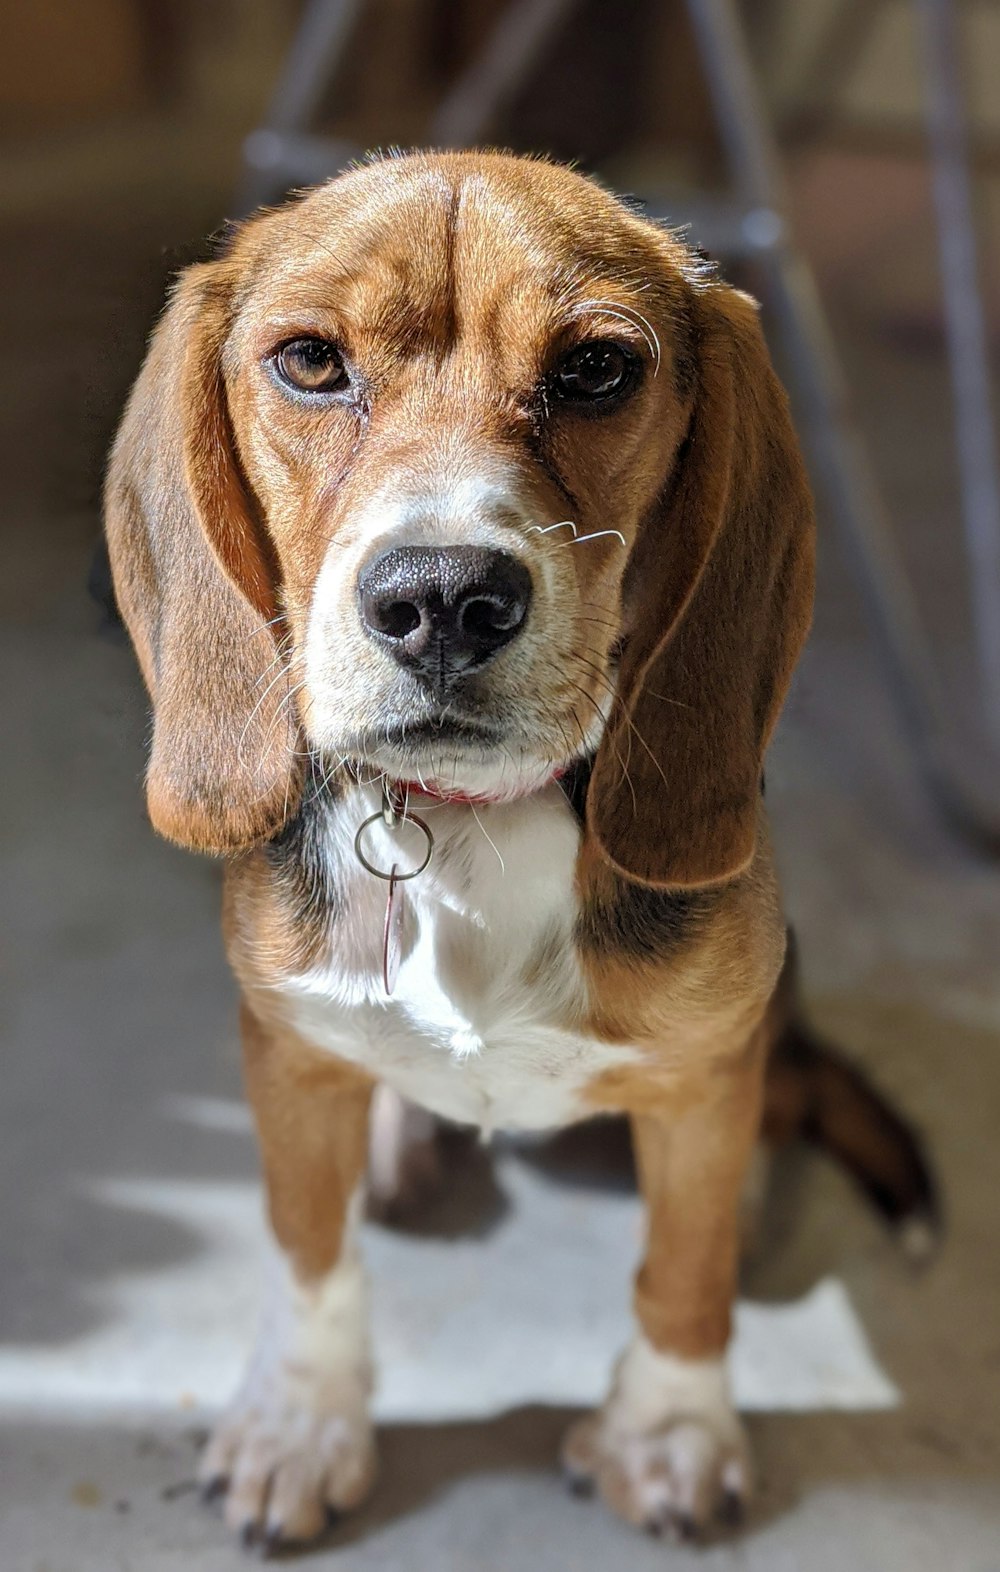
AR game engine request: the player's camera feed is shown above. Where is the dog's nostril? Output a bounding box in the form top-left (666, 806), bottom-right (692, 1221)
top-left (357, 544), bottom-right (532, 688)
top-left (460, 596), bottom-right (524, 639)
top-left (379, 600), bottom-right (423, 640)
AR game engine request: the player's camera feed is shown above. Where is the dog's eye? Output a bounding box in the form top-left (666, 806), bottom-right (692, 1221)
top-left (552, 340), bottom-right (636, 404)
top-left (274, 337), bottom-right (348, 393)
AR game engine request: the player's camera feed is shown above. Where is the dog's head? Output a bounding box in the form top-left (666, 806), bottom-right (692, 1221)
top-left (106, 151), bottom-right (814, 887)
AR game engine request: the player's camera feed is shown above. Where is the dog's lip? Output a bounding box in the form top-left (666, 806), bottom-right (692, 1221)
top-left (347, 714), bottom-right (506, 755)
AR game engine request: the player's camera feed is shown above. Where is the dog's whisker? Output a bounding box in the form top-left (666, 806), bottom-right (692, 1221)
top-left (253, 637), bottom-right (298, 687)
top-left (573, 653), bottom-right (615, 690)
top-left (644, 688), bottom-right (694, 710)
top-left (575, 644), bottom-right (693, 712)
top-left (243, 612), bottom-right (292, 643)
top-left (237, 661), bottom-right (300, 766)
top-left (620, 711), bottom-right (671, 792)
top-left (569, 678), bottom-right (636, 815)
top-left (253, 678), bottom-right (308, 771)
top-left (577, 617), bottom-right (622, 641)
top-left (566, 528), bottom-right (626, 548)
top-left (525, 519), bottom-right (578, 539)
top-left (552, 712), bottom-right (577, 772)
top-left (583, 668), bottom-right (672, 794)
top-left (468, 799), bottom-right (505, 874)
top-left (308, 750), bottom-right (347, 805)
top-left (566, 703), bottom-right (591, 762)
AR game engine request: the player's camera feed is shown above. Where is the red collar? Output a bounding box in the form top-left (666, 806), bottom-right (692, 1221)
top-left (393, 770), bottom-right (566, 808)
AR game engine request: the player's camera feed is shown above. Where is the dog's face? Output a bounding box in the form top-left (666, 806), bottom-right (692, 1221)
top-left (107, 151), bottom-right (814, 886)
top-left (220, 156), bottom-right (692, 798)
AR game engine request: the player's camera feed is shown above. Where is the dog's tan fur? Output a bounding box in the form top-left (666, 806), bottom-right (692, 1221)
top-left (106, 151), bottom-right (817, 1545)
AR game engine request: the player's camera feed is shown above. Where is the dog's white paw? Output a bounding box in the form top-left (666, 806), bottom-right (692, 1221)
top-left (562, 1339), bottom-right (750, 1539)
top-left (200, 1218), bottom-right (375, 1548)
top-left (200, 1390), bottom-right (375, 1546)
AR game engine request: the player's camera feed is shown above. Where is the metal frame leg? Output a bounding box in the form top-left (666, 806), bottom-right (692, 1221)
top-left (238, 0), bottom-right (366, 212)
top-left (429, 0), bottom-right (578, 147)
top-left (778, 0), bottom-right (884, 146)
top-left (684, 0), bottom-right (1000, 849)
top-left (237, 0), bottom-right (576, 211)
top-left (916, 0), bottom-right (1000, 737)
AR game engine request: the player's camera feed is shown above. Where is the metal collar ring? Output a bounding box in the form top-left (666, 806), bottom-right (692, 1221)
top-left (354, 809), bottom-right (434, 882)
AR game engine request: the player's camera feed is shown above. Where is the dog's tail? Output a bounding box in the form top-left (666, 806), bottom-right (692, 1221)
top-left (763, 939), bottom-right (940, 1257)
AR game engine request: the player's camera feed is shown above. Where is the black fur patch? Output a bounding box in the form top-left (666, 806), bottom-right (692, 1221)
top-left (561, 756), bottom-right (717, 959)
top-left (264, 764), bottom-right (344, 932)
top-left (558, 754), bottom-right (593, 826)
top-left (577, 877), bottom-right (717, 961)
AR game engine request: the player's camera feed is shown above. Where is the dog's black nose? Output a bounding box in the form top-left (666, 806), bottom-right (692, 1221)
top-left (357, 545), bottom-right (532, 688)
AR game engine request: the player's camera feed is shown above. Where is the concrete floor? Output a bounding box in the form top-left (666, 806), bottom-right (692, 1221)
top-left (2, 121), bottom-right (999, 1570)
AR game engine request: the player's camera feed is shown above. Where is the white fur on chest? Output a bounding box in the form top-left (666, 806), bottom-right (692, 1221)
top-left (279, 783), bottom-right (633, 1133)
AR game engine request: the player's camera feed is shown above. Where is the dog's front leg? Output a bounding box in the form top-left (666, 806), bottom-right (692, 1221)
top-left (563, 1046), bottom-right (765, 1539)
top-left (199, 1006), bottom-right (377, 1548)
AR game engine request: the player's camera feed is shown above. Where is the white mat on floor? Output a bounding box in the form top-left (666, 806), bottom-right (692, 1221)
top-left (0, 1142), bottom-right (898, 1419)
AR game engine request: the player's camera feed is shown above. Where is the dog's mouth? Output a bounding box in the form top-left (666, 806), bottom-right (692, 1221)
top-left (337, 709), bottom-right (568, 801)
top-left (344, 711), bottom-right (505, 764)
top-left (377, 715), bottom-right (503, 750)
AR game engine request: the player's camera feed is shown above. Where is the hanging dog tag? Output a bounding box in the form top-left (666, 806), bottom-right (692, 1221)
top-left (382, 865), bottom-right (404, 995)
top-left (354, 787), bottom-right (432, 997)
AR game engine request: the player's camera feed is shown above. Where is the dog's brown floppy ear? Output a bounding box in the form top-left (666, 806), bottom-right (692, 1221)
top-left (588, 284), bottom-right (815, 888)
top-left (105, 262), bottom-right (301, 855)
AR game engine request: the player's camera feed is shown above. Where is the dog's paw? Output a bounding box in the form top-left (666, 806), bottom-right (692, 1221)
top-left (561, 1340), bottom-right (750, 1539)
top-left (200, 1236), bottom-right (375, 1548)
top-left (199, 1396), bottom-right (376, 1548)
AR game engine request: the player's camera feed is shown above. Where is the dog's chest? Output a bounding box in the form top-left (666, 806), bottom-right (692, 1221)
top-left (278, 785), bottom-right (633, 1131)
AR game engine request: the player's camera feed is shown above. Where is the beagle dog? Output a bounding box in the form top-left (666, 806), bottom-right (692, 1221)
top-left (105, 150), bottom-right (931, 1549)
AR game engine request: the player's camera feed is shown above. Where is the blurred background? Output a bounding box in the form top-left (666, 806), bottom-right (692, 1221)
top-left (2, 2), bottom-right (999, 1568)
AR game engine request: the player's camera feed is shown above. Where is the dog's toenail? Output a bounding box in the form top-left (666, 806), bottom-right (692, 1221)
top-left (261, 1524), bottom-right (285, 1558)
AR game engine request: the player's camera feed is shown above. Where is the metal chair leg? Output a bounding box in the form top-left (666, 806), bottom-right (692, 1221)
top-left (916, 0), bottom-right (1000, 739)
top-left (429, 0), bottom-right (578, 147)
top-left (683, 0), bottom-right (1000, 849)
top-left (238, 0), bottom-right (365, 213)
top-left (237, 0), bottom-right (575, 212)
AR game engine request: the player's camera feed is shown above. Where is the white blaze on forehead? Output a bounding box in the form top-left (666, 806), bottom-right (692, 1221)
top-left (337, 465), bottom-right (535, 556)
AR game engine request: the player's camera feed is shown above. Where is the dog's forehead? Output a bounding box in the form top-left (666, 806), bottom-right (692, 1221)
top-left (234, 154), bottom-right (673, 340)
